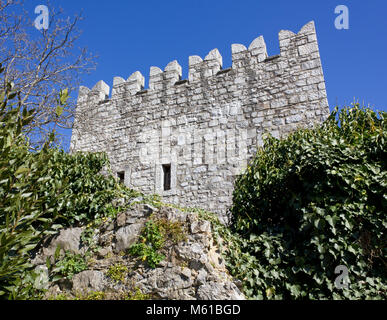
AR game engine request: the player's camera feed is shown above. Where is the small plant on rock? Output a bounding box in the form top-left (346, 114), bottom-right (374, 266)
top-left (128, 219), bottom-right (165, 268)
top-left (51, 250), bottom-right (87, 280)
top-left (156, 218), bottom-right (187, 244)
top-left (47, 293), bottom-right (70, 300)
top-left (129, 215), bottom-right (187, 269)
top-left (106, 263), bottom-right (128, 283)
top-left (76, 291), bottom-right (105, 300)
top-left (124, 287), bottom-right (150, 300)
top-left (80, 228), bottom-right (95, 248)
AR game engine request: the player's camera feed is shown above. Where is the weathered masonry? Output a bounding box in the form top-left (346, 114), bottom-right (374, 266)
top-left (70, 21), bottom-right (330, 221)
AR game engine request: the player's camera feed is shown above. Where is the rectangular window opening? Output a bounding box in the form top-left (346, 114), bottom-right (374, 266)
top-left (117, 171), bottom-right (125, 185)
top-left (162, 164), bottom-right (171, 191)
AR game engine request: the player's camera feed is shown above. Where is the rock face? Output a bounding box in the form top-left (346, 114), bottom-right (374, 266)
top-left (32, 228), bottom-right (85, 265)
top-left (72, 271), bottom-right (106, 292)
top-left (31, 203), bottom-right (245, 300)
top-left (114, 223), bottom-right (143, 253)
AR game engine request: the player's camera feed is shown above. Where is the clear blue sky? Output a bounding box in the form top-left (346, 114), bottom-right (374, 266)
top-left (27, 0), bottom-right (387, 150)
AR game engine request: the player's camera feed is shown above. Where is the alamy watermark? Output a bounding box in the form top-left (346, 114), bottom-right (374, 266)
top-left (138, 103), bottom-right (249, 171)
top-left (139, 121), bottom-right (248, 169)
top-left (335, 5), bottom-right (349, 30)
top-left (34, 5), bottom-right (49, 30)
top-left (334, 265), bottom-right (350, 289)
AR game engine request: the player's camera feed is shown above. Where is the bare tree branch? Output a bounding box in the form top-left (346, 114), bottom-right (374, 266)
top-left (0, 0), bottom-right (96, 147)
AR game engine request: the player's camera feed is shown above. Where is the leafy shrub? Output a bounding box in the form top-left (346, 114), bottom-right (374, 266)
top-left (0, 74), bottom-right (55, 298)
top-left (38, 149), bottom-right (140, 226)
top-left (0, 67), bottom-right (138, 299)
top-left (229, 105), bottom-right (386, 299)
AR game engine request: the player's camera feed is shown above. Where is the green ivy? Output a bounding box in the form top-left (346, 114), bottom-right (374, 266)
top-left (229, 104), bottom-right (386, 299)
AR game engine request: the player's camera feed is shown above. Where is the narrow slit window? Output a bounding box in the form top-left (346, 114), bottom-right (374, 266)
top-left (162, 164), bottom-right (171, 191)
top-left (117, 171), bottom-right (125, 185)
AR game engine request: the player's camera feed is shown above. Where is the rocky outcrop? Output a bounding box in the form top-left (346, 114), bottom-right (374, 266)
top-left (30, 203), bottom-right (245, 300)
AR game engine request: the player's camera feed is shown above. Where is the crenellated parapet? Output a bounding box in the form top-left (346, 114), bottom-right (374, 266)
top-left (77, 80), bottom-right (110, 107)
top-left (188, 48), bottom-right (223, 82)
top-left (279, 21), bottom-right (319, 57)
top-left (78, 21), bottom-right (322, 106)
top-left (148, 60), bottom-right (183, 91)
top-left (231, 35), bottom-right (268, 69)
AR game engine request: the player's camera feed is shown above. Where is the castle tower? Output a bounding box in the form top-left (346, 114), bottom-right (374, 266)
top-left (70, 21), bottom-right (329, 220)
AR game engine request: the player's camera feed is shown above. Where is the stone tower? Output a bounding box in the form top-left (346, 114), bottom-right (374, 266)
top-left (70, 21), bottom-right (330, 220)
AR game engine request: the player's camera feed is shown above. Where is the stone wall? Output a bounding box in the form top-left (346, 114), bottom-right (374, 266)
top-left (70, 21), bottom-right (330, 220)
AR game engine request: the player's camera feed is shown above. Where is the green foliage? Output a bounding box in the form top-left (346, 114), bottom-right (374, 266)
top-left (47, 293), bottom-right (70, 300)
top-left (4, 268), bottom-right (47, 300)
top-left (48, 288), bottom-right (150, 300)
top-left (0, 70), bottom-right (58, 299)
top-left (129, 218), bottom-right (166, 268)
top-left (75, 291), bottom-right (105, 300)
top-left (141, 219), bottom-right (165, 250)
top-left (36, 149), bottom-right (138, 226)
top-left (80, 227), bottom-right (95, 248)
top-left (229, 104), bottom-right (387, 299)
top-left (124, 287), bottom-right (150, 300)
top-left (156, 218), bottom-right (187, 244)
top-left (128, 216), bottom-right (186, 268)
top-left (106, 263), bottom-right (128, 283)
top-left (129, 243), bottom-right (165, 269)
top-left (51, 250), bottom-right (87, 280)
top-left (48, 291), bottom-right (106, 300)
